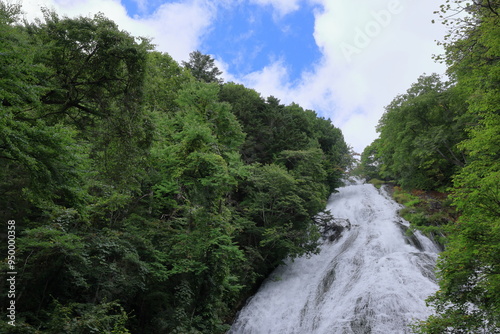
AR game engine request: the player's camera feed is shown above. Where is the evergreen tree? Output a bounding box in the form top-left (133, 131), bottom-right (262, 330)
top-left (182, 50), bottom-right (223, 84)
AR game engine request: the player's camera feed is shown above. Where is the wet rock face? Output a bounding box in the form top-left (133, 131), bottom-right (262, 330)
top-left (318, 218), bottom-right (351, 242)
top-left (396, 219), bottom-right (424, 251)
top-left (328, 225), bottom-right (344, 242)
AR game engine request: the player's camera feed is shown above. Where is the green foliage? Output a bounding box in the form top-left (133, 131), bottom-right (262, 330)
top-left (357, 139), bottom-right (383, 181)
top-left (45, 300), bottom-right (131, 334)
top-left (391, 186), bottom-right (452, 245)
top-left (27, 10), bottom-right (153, 194)
top-left (0, 299), bottom-right (132, 334)
top-left (235, 163), bottom-right (321, 281)
top-left (219, 83), bottom-right (351, 191)
top-left (376, 74), bottom-right (468, 190)
top-left (144, 51), bottom-right (192, 113)
top-left (0, 7), bottom-right (350, 333)
top-left (182, 50), bottom-right (223, 84)
top-left (0, 116), bottom-right (89, 221)
top-left (0, 5), bottom-right (87, 223)
top-left (409, 1), bottom-right (500, 332)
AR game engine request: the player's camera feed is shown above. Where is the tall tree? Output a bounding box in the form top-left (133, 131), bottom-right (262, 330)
top-left (376, 74), bottom-right (468, 189)
top-left (358, 139), bottom-right (382, 181)
top-left (28, 10), bottom-right (153, 194)
top-left (416, 1), bottom-right (500, 332)
top-left (0, 3), bottom-right (88, 223)
top-left (148, 81), bottom-right (247, 332)
top-left (144, 51), bottom-right (192, 113)
top-left (182, 50), bottom-right (223, 84)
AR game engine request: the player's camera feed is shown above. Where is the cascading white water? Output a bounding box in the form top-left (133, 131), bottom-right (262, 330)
top-left (229, 180), bottom-right (440, 334)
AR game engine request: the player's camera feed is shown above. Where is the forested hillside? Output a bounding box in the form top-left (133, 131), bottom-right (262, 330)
top-left (0, 3), bottom-right (351, 333)
top-left (359, 1), bottom-right (500, 332)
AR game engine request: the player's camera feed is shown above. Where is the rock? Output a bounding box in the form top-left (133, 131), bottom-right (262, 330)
top-left (319, 218), bottom-right (351, 242)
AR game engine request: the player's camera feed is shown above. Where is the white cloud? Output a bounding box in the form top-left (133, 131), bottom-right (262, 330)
top-left (139, 1), bottom-right (216, 60)
top-left (242, 60), bottom-right (291, 99)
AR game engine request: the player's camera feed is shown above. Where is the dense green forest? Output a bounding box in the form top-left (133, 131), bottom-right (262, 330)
top-left (358, 0), bottom-right (499, 332)
top-left (0, 2), bottom-right (351, 333)
top-left (2, 0), bottom-right (499, 333)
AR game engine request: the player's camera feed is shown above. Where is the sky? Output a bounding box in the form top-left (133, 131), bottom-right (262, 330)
top-left (19, 0), bottom-right (450, 153)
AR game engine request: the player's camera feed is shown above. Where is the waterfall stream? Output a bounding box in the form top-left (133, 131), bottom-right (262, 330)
top-left (229, 180), bottom-right (440, 334)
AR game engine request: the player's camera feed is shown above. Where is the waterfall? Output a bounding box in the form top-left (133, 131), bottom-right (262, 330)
top-left (229, 180), bottom-right (439, 334)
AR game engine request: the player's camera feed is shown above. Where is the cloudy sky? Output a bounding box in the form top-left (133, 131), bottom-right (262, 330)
top-left (20, 0), bottom-right (449, 153)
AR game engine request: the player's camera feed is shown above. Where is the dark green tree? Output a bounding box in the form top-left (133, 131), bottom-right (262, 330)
top-left (147, 81), bottom-right (247, 332)
top-left (238, 163), bottom-right (320, 272)
top-left (29, 10), bottom-right (153, 194)
top-left (0, 8), bottom-right (154, 333)
top-left (358, 139), bottom-right (382, 181)
top-left (182, 50), bottom-right (223, 84)
top-left (376, 74), bottom-right (468, 190)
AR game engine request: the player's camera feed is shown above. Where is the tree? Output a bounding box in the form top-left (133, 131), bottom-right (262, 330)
top-left (147, 81), bottom-right (247, 332)
top-left (239, 163), bottom-right (320, 271)
top-left (144, 51), bottom-right (192, 114)
top-left (358, 139), bottom-right (382, 181)
top-left (31, 11), bottom-right (153, 193)
top-left (312, 115), bottom-right (352, 192)
top-left (0, 3), bottom-right (89, 223)
top-left (376, 74), bottom-right (468, 190)
top-left (415, 1), bottom-right (500, 332)
top-left (0, 6), bottom-right (352, 332)
top-left (182, 50), bottom-right (223, 84)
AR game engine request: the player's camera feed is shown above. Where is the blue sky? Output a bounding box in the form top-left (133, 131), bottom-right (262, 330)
top-left (21, 0), bottom-right (449, 153)
top-left (201, 3), bottom-right (321, 81)
top-left (120, 0), bottom-right (322, 82)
